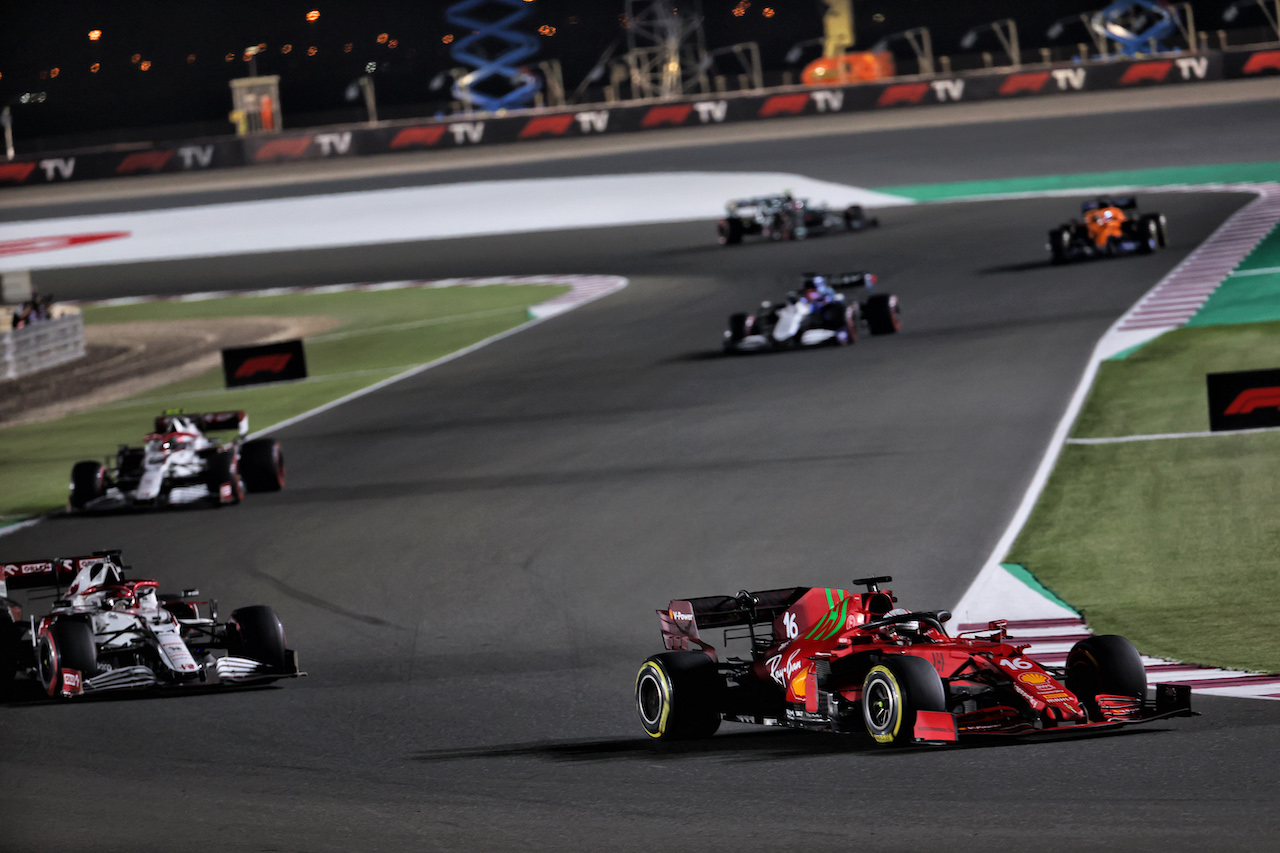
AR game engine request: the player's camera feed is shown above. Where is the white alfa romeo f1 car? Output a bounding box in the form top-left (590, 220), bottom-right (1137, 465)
top-left (724, 272), bottom-right (900, 353)
top-left (69, 410), bottom-right (284, 511)
top-left (0, 550), bottom-right (301, 698)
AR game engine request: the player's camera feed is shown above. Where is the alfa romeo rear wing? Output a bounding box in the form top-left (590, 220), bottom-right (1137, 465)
top-left (659, 587), bottom-right (806, 654)
top-left (0, 551), bottom-right (117, 598)
top-left (153, 410), bottom-right (248, 437)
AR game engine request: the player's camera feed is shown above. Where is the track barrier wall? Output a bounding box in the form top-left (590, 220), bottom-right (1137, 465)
top-left (1, 314), bottom-right (85, 380)
top-left (2, 48), bottom-right (1278, 189)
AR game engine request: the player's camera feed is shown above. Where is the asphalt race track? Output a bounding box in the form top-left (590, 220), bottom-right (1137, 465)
top-left (4, 98), bottom-right (1280, 852)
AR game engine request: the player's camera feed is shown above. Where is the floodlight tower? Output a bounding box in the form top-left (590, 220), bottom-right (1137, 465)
top-left (623, 0), bottom-right (709, 100)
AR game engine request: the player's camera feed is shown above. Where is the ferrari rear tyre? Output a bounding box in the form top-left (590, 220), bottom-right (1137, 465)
top-left (718, 218), bottom-right (743, 246)
top-left (240, 438), bottom-right (285, 492)
top-left (864, 294), bottom-right (901, 336)
top-left (229, 605), bottom-right (289, 672)
top-left (37, 619), bottom-right (97, 698)
top-left (862, 656), bottom-right (947, 746)
top-left (205, 450), bottom-right (242, 505)
top-left (1066, 634), bottom-right (1147, 721)
top-left (69, 461), bottom-right (107, 509)
top-left (635, 652), bottom-right (723, 741)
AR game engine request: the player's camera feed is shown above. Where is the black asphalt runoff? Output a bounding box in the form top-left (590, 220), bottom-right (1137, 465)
top-left (2, 101), bottom-right (1279, 851)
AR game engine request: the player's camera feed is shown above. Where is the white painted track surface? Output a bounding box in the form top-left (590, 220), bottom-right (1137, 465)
top-left (0, 172), bottom-right (909, 272)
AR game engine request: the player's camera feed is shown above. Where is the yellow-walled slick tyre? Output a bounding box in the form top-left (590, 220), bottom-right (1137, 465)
top-left (862, 655), bottom-right (948, 746)
top-left (635, 652), bottom-right (723, 741)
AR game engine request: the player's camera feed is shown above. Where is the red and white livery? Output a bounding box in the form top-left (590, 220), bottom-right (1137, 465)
top-left (68, 410), bottom-right (284, 511)
top-left (0, 550), bottom-right (301, 698)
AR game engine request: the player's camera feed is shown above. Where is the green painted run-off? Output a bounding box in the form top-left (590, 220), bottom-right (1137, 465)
top-left (877, 160), bottom-right (1280, 201)
top-left (1000, 563), bottom-right (1081, 615)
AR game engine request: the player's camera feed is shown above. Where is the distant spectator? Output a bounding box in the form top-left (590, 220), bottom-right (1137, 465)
top-left (10, 291), bottom-right (54, 329)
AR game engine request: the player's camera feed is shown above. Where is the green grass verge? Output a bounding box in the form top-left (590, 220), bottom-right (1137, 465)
top-left (0, 284), bottom-right (568, 521)
top-left (1076, 321), bottom-right (1280, 437)
top-left (1011, 320), bottom-right (1280, 672)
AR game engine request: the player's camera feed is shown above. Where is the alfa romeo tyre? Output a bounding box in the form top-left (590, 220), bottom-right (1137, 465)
top-left (635, 652), bottom-right (723, 741)
top-left (37, 619), bottom-right (97, 698)
top-left (862, 655), bottom-right (948, 746)
top-left (240, 438), bottom-right (285, 492)
top-left (0, 613), bottom-right (18, 684)
top-left (864, 293), bottom-right (901, 336)
top-left (69, 461), bottom-right (107, 509)
top-left (1066, 634), bottom-right (1148, 721)
top-left (229, 605), bottom-right (289, 672)
top-left (718, 218), bottom-right (743, 246)
top-left (204, 450), bottom-right (242, 505)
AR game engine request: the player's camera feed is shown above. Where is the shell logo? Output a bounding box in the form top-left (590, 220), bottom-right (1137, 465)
top-left (1019, 672), bottom-right (1050, 684)
top-left (789, 670), bottom-right (808, 700)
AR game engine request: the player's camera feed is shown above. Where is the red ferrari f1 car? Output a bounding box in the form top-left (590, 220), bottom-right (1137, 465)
top-left (635, 577), bottom-right (1192, 745)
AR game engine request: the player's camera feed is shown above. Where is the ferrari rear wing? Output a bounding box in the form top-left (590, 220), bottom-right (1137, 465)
top-left (0, 551), bottom-right (118, 597)
top-left (659, 587), bottom-right (806, 653)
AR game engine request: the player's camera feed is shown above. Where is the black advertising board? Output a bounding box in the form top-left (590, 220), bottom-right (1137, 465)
top-left (10, 47), bottom-right (1280, 189)
top-left (1206, 368), bottom-right (1280, 432)
top-left (222, 339), bottom-right (307, 388)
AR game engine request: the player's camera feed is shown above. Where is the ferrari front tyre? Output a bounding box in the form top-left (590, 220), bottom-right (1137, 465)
top-left (240, 438), bottom-right (285, 492)
top-left (229, 605), bottom-right (289, 672)
top-left (862, 656), bottom-right (947, 746)
top-left (863, 293), bottom-right (901, 336)
top-left (1066, 634), bottom-right (1147, 722)
top-left (37, 619), bottom-right (97, 698)
top-left (69, 461), bottom-right (107, 509)
top-left (635, 652), bottom-right (723, 741)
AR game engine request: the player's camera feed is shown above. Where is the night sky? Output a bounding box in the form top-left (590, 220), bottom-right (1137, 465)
top-left (0, 1), bottom-right (1255, 148)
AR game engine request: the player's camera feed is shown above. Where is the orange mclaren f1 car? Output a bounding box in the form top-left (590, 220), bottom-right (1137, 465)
top-left (1048, 196), bottom-right (1168, 263)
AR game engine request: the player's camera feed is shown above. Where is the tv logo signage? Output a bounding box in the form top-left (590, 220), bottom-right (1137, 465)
top-left (221, 339), bottom-right (308, 388)
top-left (1206, 368), bottom-right (1280, 431)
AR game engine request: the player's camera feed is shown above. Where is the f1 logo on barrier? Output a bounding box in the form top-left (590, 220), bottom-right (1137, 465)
top-left (222, 340), bottom-right (308, 388)
top-left (1207, 368), bottom-right (1280, 431)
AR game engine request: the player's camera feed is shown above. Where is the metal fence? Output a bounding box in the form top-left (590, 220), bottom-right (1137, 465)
top-left (1, 314), bottom-right (85, 381)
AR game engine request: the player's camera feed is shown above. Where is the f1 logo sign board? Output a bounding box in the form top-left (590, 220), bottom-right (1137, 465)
top-left (222, 340), bottom-right (308, 388)
top-left (1207, 368), bottom-right (1280, 431)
